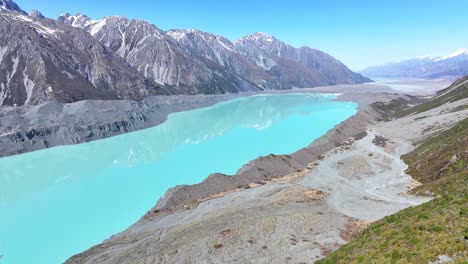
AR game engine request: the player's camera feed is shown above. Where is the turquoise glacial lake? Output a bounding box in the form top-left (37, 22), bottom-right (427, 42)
top-left (0, 93), bottom-right (356, 264)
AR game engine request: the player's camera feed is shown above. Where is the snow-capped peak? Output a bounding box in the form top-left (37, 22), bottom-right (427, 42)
top-left (57, 13), bottom-right (96, 28)
top-left (29, 9), bottom-right (45, 19)
top-left (253, 32), bottom-right (272, 37)
top-left (434, 48), bottom-right (468, 61)
top-left (251, 32), bottom-right (274, 42)
top-left (166, 30), bottom-right (188, 41)
top-left (416, 55), bottom-right (434, 60)
top-left (234, 32), bottom-right (277, 45)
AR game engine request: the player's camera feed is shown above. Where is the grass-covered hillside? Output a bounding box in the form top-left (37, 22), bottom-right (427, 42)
top-left (316, 118), bottom-right (468, 264)
top-left (372, 76), bottom-right (468, 120)
top-left (317, 77), bottom-right (468, 264)
top-left (401, 76), bottom-right (468, 116)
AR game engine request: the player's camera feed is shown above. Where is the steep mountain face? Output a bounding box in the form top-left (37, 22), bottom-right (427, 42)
top-left (59, 14), bottom-right (370, 94)
top-left (0, 7), bottom-right (166, 106)
top-left (1, 0), bottom-right (370, 106)
top-left (58, 14), bottom-right (264, 94)
top-left (29, 9), bottom-right (45, 19)
top-left (360, 49), bottom-right (468, 79)
top-left (234, 32), bottom-right (372, 87)
top-left (0, 0), bottom-right (25, 14)
top-left (165, 29), bottom-right (280, 91)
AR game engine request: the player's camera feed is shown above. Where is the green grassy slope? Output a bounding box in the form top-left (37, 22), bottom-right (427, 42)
top-left (400, 76), bottom-right (468, 116)
top-left (371, 76), bottom-right (468, 120)
top-left (316, 118), bottom-right (468, 264)
top-left (317, 76), bottom-right (468, 263)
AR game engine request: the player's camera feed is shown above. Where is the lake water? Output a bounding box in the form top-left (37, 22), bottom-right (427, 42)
top-left (0, 93), bottom-right (357, 264)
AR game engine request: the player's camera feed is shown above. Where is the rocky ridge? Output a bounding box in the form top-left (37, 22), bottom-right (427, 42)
top-left (360, 49), bottom-right (468, 79)
top-left (59, 12), bottom-right (371, 94)
top-left (0, 0), bottom-right (371, 107)
top-left (0, 5), bottom-right (166, 107)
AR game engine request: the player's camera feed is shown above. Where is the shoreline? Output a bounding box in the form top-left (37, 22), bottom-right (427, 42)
top-left (0, 83), bottom-right (394, 158)
top-left (152, 94), bottom-right (387, 212)
top-left (63, 85), bottom-right (457, 264)
top-left (1, 83), bottom-right (422, 263)
top-left (130, 88), bottom-right (421, 218)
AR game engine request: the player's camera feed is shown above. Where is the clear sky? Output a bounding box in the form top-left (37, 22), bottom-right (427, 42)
top-left (14, 0), bottom-right (468, 70)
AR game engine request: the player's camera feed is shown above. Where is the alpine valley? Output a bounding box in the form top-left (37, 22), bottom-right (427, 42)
top-left (0, 1), bottom-right (467, 264)
top-left (0, 0), bottom-right (369, 107)
top-left (360, 49), bottom-right (468, 79)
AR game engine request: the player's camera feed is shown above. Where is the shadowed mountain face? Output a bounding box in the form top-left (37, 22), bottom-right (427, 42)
top-left (60, 14), bottom-right (371, 93)
top-left (0, 0), bottom-right (370, 106)
top-left (0, 7), bottom-right (167, 106)
top-left (58, 14), bottom-right (266, 94)
top-left (360, 49), bottom-right (468, 79)
top-left (0, 0), bottom-right (25, 14)
top-left (233, 32), bottom-right (371, 87)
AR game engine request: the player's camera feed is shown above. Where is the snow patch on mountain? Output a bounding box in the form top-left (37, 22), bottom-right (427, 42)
top-left (1, 56), bottom-right (20, 105)
top-left (8, 56), bottom-right (19, 85)
top-left (22, 68), bottom-right (35, 105)
top-left (435, 48), bottom-right (468, 61)
top-left (216, 38), bottom-right (234, 52)
top-left (61, 70), bottom-right (75, 80)
top-left (416, 55), bottom-right (435, 60)
top-left (0, 83), bottom-right (6, 105)
top-left (4, 12), bottom-right (59, 37)
top-left (245, 32), bottom-right (274, 43)
top-left (11, 13), bottom-right (32, 22)
top-left (152, 63), bottom-right (170, 85)
top-left (255, 55), bottom-right (276, 70)
top-left (32, 22), bottom-right (58, 36)
top-left (361, 48), bottom-right (468, 79)
top-left (167, 31), bottom-right (185, 41)
top-left (0, 46), bottom-right (7, 64)
top-left (90, 18), bottom-right (107, 36)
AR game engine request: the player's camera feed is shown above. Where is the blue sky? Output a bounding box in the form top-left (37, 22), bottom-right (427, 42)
top-left (14, 0), bottom-right (468, 70)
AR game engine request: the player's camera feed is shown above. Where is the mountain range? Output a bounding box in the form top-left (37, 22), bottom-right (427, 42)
top-left (360, 49), bottom-right (468, 79)
top-left (0, 0), bottom-right (370, 107)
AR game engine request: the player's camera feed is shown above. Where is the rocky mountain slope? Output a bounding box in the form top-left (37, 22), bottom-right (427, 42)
top-left (58, 13), bottom-right (370, 95)
top-left (0, 0), bottom-right (370, 106)
top-left (0, 0), bottom-right (24, 14)
top-left (58, 14), bottom-right (263, 95)
top-left (0, 2), bottom-right (167, 107)
top-left (234, 32), bottom-right (369, 87)
top-left (360, 49), bottom-right (468, 79)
